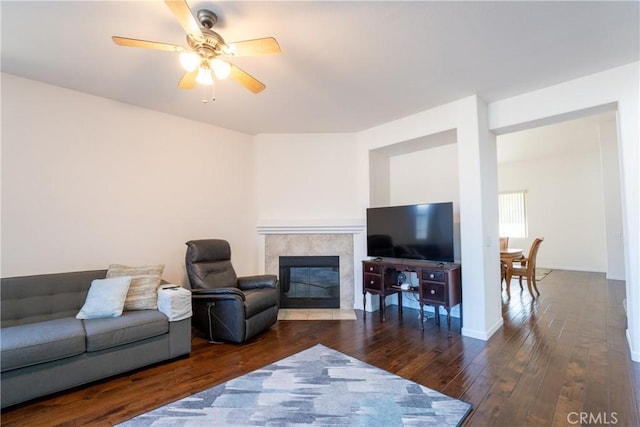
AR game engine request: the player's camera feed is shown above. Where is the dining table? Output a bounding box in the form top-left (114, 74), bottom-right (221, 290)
top-left (500, 248), bottom-right (523, 298)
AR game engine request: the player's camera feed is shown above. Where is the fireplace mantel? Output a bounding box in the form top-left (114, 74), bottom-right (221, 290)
top-left (257, 219), bottom-right (365, 235)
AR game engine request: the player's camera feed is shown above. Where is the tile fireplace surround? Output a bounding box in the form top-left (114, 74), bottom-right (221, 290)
top-left (258, 222), bottom-right (365, 311)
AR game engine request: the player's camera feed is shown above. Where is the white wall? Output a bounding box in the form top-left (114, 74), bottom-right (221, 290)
top-left (1, 74), bottom-right (257, 283)
top-left (253, 133), bottom-right (361, 222)
top-left (500, 153), bottom-right (606, 271)
top-left (389, 144), bottom-right (460, 207)
top-left (599, 118), bottom-right (625, 280)
top-left (497, 116), bottom-right (609, 272)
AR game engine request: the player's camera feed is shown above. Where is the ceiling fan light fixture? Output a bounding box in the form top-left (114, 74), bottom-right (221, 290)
top-left (196, 66), bottom-right (213, 85)
top-left (211, 58), bottom-right (231, 79)
top-left (179, 51), bottom-right (200, 72)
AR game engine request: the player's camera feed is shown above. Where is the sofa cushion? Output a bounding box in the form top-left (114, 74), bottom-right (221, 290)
top-left (76, 277), bottom-right (132, 319)
top-left (1, 317), bottom-right (86, 372)
top-left (107, 264), bottom-right (164, 310)
top-left (83, 310), bottom-right (169, 352)
top-left (243, 287), bottom-right (279, 318)
top-left (1, 270), bottom-right (106, 327)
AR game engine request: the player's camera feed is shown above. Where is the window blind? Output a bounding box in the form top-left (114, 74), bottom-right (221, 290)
top-left (499, 191), bottom-right (527, 238)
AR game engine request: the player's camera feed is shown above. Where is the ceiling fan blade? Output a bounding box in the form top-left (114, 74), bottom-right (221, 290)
top-left (164, 0), bottom-right (204, 41)
top-left (178, 69), bottom-right (198, 90)
top-left (230, 64), bottom-right (266, 94)
top-left (227, 37), bottom-right (281, 56)
top-left (112, 36), bottom-right (186, 52)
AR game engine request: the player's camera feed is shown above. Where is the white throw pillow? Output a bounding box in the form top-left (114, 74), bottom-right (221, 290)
top-left (76, 276), bottom-right (132, 319)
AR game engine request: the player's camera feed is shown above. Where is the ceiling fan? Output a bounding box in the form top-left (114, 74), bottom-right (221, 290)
top-left (112, 0), bottom-right (280, 96)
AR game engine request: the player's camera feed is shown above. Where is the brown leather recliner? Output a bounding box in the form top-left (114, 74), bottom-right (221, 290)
top-left (185, 239), bottom-right (279, 343)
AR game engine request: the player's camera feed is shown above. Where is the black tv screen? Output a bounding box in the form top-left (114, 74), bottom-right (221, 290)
top-left (366, 202), bottom-right (454, 262)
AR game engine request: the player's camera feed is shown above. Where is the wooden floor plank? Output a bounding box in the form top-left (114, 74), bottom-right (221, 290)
top-left (1, 270), bottom-right (638, 426)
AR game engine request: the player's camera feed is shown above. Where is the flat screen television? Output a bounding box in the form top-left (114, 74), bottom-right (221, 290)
top-left (366, 202), bottom-right (454, 263)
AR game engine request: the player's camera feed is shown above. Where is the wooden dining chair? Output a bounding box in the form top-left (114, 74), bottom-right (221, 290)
top-left (511, 237), bottom-right (544, 297)
top-left (499, 237), bottom-right (509, 285)
top-left (499, 237), bottom-right (509, 251)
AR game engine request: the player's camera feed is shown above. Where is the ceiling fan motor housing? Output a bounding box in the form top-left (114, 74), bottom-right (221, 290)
top-left (197, 9), bottom-right (218, 29)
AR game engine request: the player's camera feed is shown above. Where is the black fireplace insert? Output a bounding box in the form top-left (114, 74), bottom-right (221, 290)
top-left (279, 256), bottom-right (339, 309)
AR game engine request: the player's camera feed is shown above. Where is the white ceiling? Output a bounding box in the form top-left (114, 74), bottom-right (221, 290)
top-left (1, 1), bottom-right (638, 135)
top-left (497, 111), bottom-right (616, 165)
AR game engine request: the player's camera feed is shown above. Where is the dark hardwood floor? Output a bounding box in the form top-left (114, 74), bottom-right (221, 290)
top-left (2, 270), bottom-right (638, 426)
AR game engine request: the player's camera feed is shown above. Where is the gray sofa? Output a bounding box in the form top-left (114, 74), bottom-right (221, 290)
top-left (0, 270), bottom-right (192, 408)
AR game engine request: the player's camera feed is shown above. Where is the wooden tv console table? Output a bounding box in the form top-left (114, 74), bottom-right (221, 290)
top-left (362, 259), bottom-right (462, 333)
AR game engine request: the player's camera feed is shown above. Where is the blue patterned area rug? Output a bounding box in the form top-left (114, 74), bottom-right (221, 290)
top-left (119, 344), bottom-right (472, 426)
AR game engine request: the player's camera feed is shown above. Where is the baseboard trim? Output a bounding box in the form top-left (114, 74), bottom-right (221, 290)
top-left (626, 329), bottom-right (640, 363)
top-left (462, 317), bottom-right (503, 341)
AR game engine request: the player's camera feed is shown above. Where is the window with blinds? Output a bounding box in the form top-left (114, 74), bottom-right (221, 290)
top-left (499, 191), bottom-right (528, 238)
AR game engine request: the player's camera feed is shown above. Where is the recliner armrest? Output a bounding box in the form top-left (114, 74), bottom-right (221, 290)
top-left (238, 275), bottom-right (278, 291)
top-left (191, 287), bottom-right (245, 301)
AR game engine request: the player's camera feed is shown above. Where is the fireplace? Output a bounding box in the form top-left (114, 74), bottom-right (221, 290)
top-left (279, 256), bottom-right (340, 309)
top-left (261, 231), bottom-right (360, 310)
